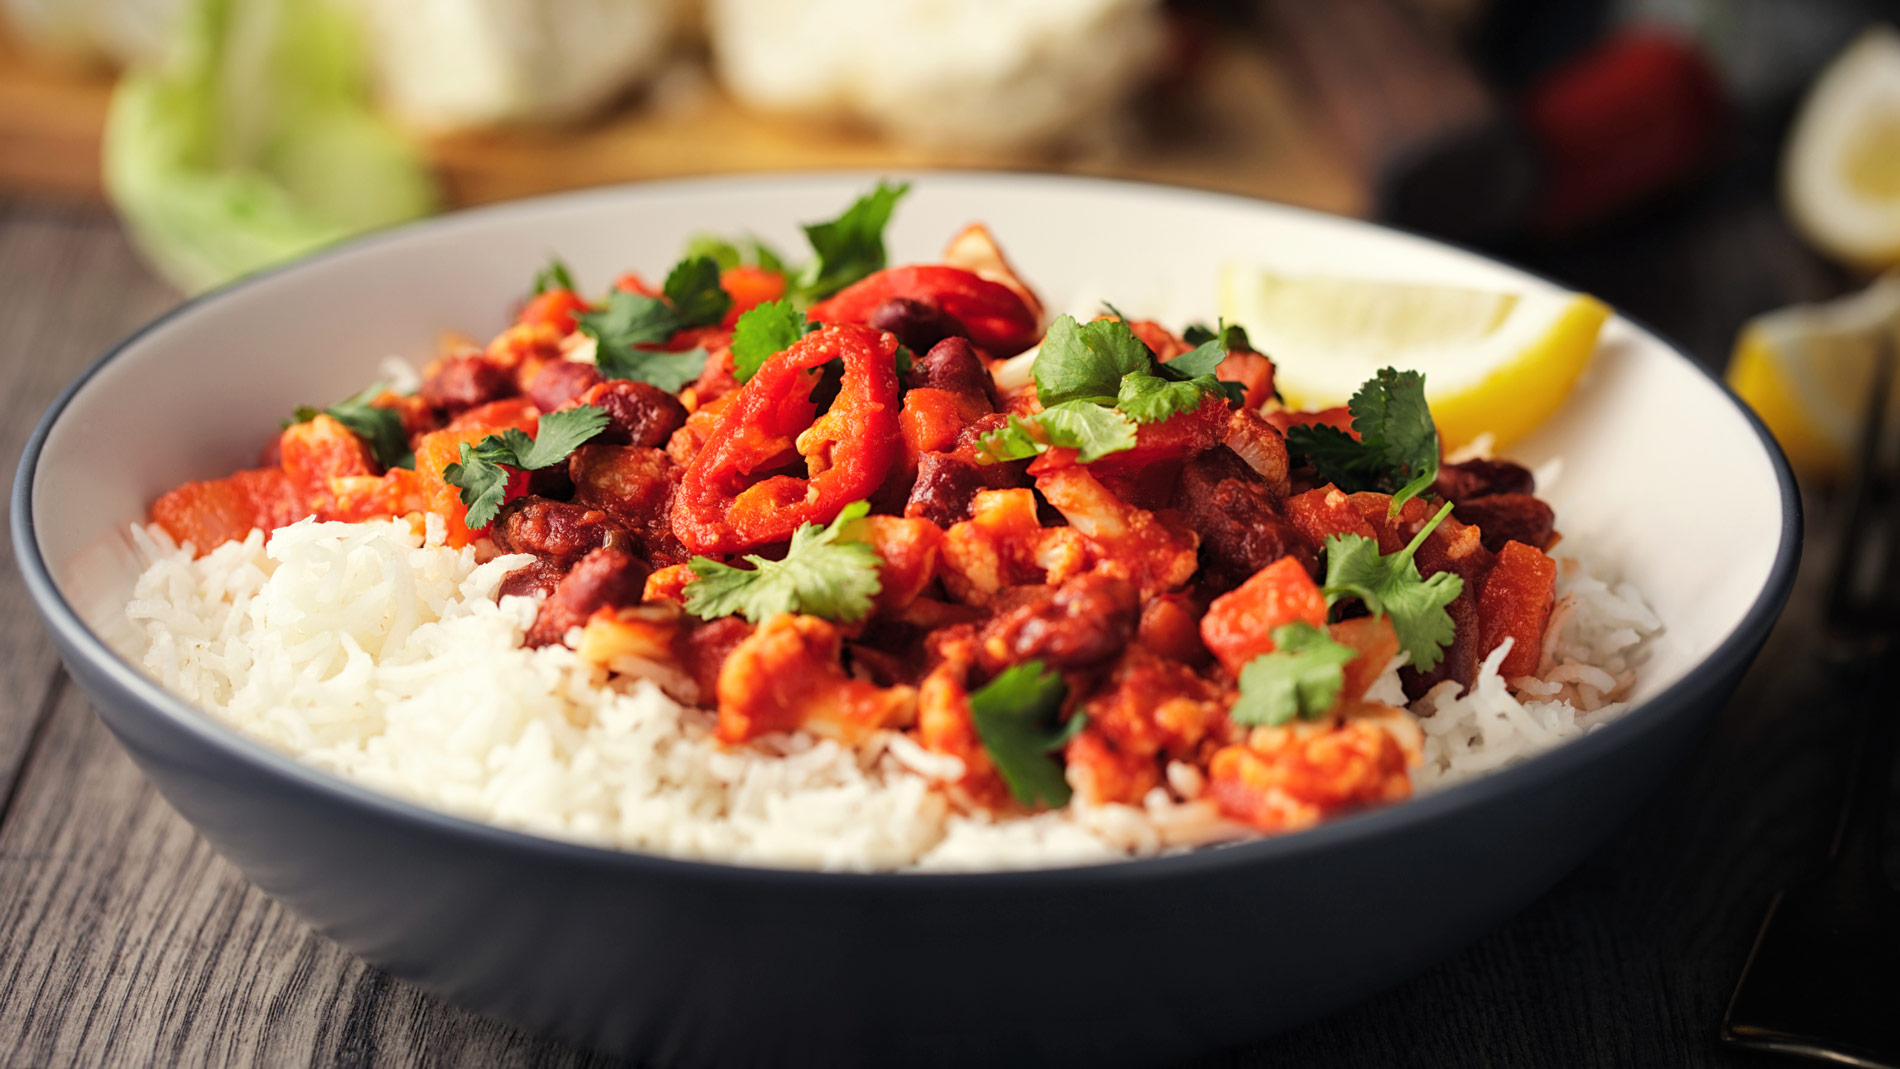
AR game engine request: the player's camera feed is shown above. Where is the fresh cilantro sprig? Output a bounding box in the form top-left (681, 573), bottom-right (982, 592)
top-left (1321, 500), bottom-right (1465, 671)
top-left (1285, 368), bottom-right (1439, 516)
top-left (575, 255), bottom-right (731, 391)
top-left (1182, 319), bottom-right (1251, 350)
top-left (791, 180), bottom-right (910, 303)
top-left (682, 501), bottom-right (884, 624)
top-left (977, 314), bottom-right (1239, 464)
top-left (966, 660), bottom-right (1081, 808)
top-left (289, 382), bottom-right (413, 471)
top-left (974, 403), bottom-right (1138, 464)
top-left (684, 233), bottom-right (787, 275)
top-left (729, 299), bottom-right (819, 383)
top-left (442, 405), bottom-right (610, 530)
top-left (1230, 623), bottom-right (1360, 726)
top-left (532, 257), bottom-right (576, 295)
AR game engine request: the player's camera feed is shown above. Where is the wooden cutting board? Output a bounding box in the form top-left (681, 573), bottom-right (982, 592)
top-left (0, 26), bottom-right (1365, 216)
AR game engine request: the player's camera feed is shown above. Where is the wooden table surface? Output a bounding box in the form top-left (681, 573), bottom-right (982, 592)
top-left (0, 194), bottom-right (1859, 1068)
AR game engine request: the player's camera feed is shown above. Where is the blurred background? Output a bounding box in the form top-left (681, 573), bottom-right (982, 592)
top-left (1, 0), bottom-right (1897, 472)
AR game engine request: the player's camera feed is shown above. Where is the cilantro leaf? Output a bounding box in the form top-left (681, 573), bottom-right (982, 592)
top-left (289, 382), bottom-right (412, 470)
top-left (1157, 337), bottom-right (1227, 379)
top-left (598, 346), bottom-right (709, 393)
top-left (1181, 319), bottom-right (1252, 351)
top-left (1285, 367), bottom-right (1439, 515)
top-left (576, 255), bottom-right (728, 391)
top-left (511, 406), bottom-right (611, 469)
top-left (1116, 371), bottom-right (1216, 424)
top-left (975, 401), bottom-right (1138, 464)
top-left (1032, 315), bottom-right (1154, 407)
top-left (682, 501), bottom-right (884, 624)
top-left (793, 180), bottom-right (910, 302)
top-left (442, 405), bottom-right (609, 529)
top-left (533, 258), bottom-right (576, 295)
top-left (1230, 623), bottom-right (1360, 726)
top-left (730, 299), bottom-right (815, 383)
top-left (577, 289), bottom-right (681, 355)
top-left (686, 233), bottom-right (787, 274)
top-left (1320, 500), bottom-right (1464, 670)
top-left (966, 660), bottom-right (1078, 808)
top-left (661, 255), bottom-right (732, 329)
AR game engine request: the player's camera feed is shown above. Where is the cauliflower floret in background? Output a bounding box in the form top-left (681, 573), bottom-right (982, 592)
top-left (705, 0), bottom-right (1167, 152)
top-left (341, 0), bottom-right (687, 129)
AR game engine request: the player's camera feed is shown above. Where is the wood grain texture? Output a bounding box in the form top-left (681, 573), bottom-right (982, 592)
top-left (0, 205), bottom-right (1867, 1068)
top-left (0, 198), bottom-right (175, 805)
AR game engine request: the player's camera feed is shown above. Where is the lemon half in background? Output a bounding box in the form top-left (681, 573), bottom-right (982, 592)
top-left (1784, 25), bottom-right (1900, 272)
top-left (1218, 267), bottom-right (1609, 451)
top-left (1728, 274), bottom-right (1900, 480)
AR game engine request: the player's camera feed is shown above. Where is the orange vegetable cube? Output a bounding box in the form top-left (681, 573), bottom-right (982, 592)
top-left (1478, 540), bottom-right (1558, 677)
top-left (1199, 556), bottom-right (1329, 676)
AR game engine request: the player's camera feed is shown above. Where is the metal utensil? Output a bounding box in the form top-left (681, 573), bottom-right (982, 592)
top-left (1722, 339), bottom-right (1899, 1067)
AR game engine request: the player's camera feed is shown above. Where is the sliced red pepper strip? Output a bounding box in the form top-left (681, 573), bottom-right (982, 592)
top-left (671, 324), bottom-right (901, 554)
top-left (807, 265), bottom-right (1041, 356)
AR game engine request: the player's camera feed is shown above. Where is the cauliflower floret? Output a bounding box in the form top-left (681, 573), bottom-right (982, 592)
top-left (705, 0), bottom-right (1166, 151)
top-left (344, 0), bottom-right (686, 129)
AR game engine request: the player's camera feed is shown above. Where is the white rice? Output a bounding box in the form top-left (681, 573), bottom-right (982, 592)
top-left (124, 518), bottom-right (1660, 871)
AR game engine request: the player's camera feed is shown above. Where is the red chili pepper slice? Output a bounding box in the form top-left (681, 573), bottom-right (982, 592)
top-left (671, 324), bottom-right (901, 554)
top-left (807, 265), bottom-right (1041, 356)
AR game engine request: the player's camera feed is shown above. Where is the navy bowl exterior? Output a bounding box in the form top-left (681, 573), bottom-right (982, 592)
top-left (50, 604), bottom-right (1751, 1065)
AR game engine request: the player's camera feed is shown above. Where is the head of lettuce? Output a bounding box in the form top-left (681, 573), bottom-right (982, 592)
top-left (105, 0), bottom-right (438, 294)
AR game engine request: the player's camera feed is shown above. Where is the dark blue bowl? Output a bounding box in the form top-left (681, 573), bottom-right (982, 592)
top-left (11, 174), bottom-right (1801, 1066)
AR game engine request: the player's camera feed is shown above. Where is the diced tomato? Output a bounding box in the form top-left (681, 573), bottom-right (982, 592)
top-left (1199, 556), bottom-right (1330, 676)
top-left (1478, 540), bottom-right (1558, 677)
top-left (614, 272), bottom-right (658, 297)
top-left (327, 468), bottom-right (427, 523)
top-left (719, 265), bottom-right (785, 327)
top-left (1330, 615), bottom-right (1401, 703)
top-left (280, 414), bottom-right (376, 517)
top-left (1217, 349), bottom-right (1277, 410)
top-left (1128, 319), bottom-right (1191, 361)
top-left (151, 468), bottom-right (304, 553)
top-left (517, 288), bottom-right (589, 334)
top-left (1266, 406), bottom-right (1355, 437)
top-left (414, 428), bottom-right (518, 547)
top-left (1282, 485), bottom-right (1378, 547)
top-left (900, 387), bottom-right (968, 458)
top-left (446, 398), bottom-right (540, 435)
top-left (1207, 720), bottom-right (1412, 832)
top-left (642, 562), bottom-right (694, 606)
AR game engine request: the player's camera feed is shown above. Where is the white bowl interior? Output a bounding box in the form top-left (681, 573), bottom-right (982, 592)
top-left (30, 173), bottom-right (1783, 712)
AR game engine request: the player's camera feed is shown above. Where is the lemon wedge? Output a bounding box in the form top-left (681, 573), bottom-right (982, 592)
top-left (1217, 267), bottom-right (1609, 450)
top-left (1783, 26), bottom-right (1900, 271)
top-left (1727, 273), bottom-right (1900, 479)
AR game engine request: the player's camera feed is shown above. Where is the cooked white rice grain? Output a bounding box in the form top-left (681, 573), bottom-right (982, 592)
top-left (126, 517), bottom-right (1660, 870)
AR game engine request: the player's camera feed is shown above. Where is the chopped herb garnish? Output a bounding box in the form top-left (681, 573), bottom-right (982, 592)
top-left (1230, 623), bottom-right (1360, 726)
top-left (532, 257), bottom-right (576, 295)
top-left (730, 298), bottom-right (817, 383)
top-left (966, 660), bottom-right (1080, 808)
top-left (442, 405), bottom-right (610, 529)
top-left (976, 312), bottom-right (1239, 464)
top-left (289, 382), bottom-right (412, 470)
top-left (684, 233), bottom-right (787, 274)
top-left (575, 254), bottom-right (729, 391)
top-left (791, 179), bottom-right (910, 303)
top-left (682, 501), bottom-right (883, 624)
top-left (1285, 367), bottom-right (1439, 516)
top-left (1320, 500), bottom-right (1464, 671)
top-left (975, 402), bottom-right (1139, 464)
